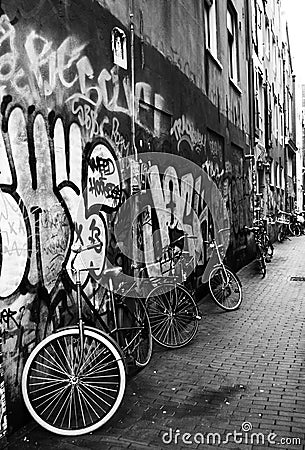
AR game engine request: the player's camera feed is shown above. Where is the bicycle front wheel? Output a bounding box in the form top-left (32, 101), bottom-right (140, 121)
top-left (22, 327), bottom-right (126, 436)
top-left (146, 283), bottom-right (199, 348)
top-left (209, 265), bottom-right (243, 311)
top-left (256, 246), bottom-right (266, 278)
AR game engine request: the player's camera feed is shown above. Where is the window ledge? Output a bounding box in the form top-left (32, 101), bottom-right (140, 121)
top-left (206, 48), bottom-right (223, 71)
top-left (229, 77), bottom-right (242, 95)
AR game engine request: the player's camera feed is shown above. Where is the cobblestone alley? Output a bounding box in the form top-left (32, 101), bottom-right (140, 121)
top-left (5, 235), bottom-right (305, 450)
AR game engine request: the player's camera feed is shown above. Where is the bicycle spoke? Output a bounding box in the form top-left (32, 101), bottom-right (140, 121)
top-left (146, 284), bottom-right (199, 348)
top-left (209, 267), bottom-right (242, 311)
top-left (23, 329), bottom-right (126, 435)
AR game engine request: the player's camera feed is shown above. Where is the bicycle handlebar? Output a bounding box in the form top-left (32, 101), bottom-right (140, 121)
top-left (71, 242), bottom-right (103, 272)
top-left (71, 242), bottom-right (102, 254)
top-left (217, 227), bottom-right (230, 233)
top-left (244, 225), bottom-right (260, 232)
top-left (169, 233), bottom-right (197, 246)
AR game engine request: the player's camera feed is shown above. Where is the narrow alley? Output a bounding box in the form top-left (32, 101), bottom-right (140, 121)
top-left (6, 235), bottom-right (305, 449)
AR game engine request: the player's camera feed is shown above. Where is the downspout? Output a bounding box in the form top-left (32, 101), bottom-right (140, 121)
top-left (292, 74), bottom-right (297, 207)
top-left (245, 0), bottom-right (255, 221)
top-left (283, 53), bottom-right (288, 211)
top-left (130, 0), bottom-right (137, 161)
top-left (129, 0), bottom-right (140, 284)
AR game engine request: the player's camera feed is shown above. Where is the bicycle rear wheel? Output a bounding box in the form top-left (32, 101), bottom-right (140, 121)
top-left (209, 265), bottom-right (243, 310)
top-left (146, 283), bottom-right (200, 348)
top-left (262, 235), bottom-right (274, 261)
top-left (257, 255), bottom-right (266, 277)
top-left (118, 298), bottom-right (152, 369)
top-left (22, 327), bottom-right (126, 436)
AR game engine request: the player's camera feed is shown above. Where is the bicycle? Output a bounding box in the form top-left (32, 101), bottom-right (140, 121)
top-left (276, 210), bottom-right (291, 242)
top-left (206, 228), bottom-right (243, 310)
top-left (22, 243), bottom-right (152, 436)
top-left (261, 216), bottom-right (275, 262)
top-left (145, 233), bottom-right (202, 349)
top-left (288, 213), bottom-right (301, 237)
top-left (255, 218), bottom-right (274, 262)
top-left (244, 221), bottom-right (271, 277)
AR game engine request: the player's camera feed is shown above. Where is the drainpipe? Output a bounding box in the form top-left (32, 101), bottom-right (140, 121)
top-left (283, 54), bottom-right (288, 211)
top-left (129, 0), bottom-right (140, 285)
top-left (245, 0), bottom-right (255, 221)
top-left (130, 0), bottom-right (137, 161)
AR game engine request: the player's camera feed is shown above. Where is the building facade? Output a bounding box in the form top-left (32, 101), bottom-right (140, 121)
top-left (0, 0), bottom-right (297, 432)
top-left (250, 0), bottom-right (298, 235)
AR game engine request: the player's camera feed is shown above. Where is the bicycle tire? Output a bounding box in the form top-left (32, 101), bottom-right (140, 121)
top-left (258, 255), bottom-right (266, 277)
top-left (22, 327), bottom-right (126, 436)
top-left (263, 236), bottom-right (274, 261)
top-left (277, 229), bottom-right (284, 242)
top-left (288, 223), bottom-right (295, 236)
top-left (295, 225), bottom-right (301, 237)
top-left (266, 241), bottom-right (274, 259)
top-left (117, 298), bottom-right (152, 369)
top-left (256, 245), bottom-right (266, 278)
top-left (146, 283), bottom-right (199, 348)
top-left (208, 265), bottom-right (243, 310)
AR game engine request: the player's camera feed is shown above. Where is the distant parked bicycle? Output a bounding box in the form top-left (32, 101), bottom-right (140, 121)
top-left (289, 213), bottom-right (302, 237)
top-left (258, 218), bottom-right (274, 262)
top-left (206, 228), bottom-right (243, 311)
top-left (296, 211), bottom-right (305, 234)
top-left (244, 219), bottom-right (273, 277)
top-left (276, 210), bottom-right (291, 242)
top-left (22, 243), bottom-right (152, 436)
top-left (145, 233), bottom-right (202, 349)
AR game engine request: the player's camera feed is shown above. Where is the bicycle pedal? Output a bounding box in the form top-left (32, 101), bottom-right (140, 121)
top-left (196, 315), bottom-right (202, 320)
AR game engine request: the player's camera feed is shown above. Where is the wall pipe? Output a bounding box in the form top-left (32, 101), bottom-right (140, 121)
top-left (130, 0), bottom-right (137, 161)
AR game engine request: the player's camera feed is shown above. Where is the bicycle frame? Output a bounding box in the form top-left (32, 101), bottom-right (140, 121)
top-left (207, 227), bottom-right (231, 280)
top-left (70, 245), bottom-right (101, 373)
top-left (78, 271), bottom-right (149, 361)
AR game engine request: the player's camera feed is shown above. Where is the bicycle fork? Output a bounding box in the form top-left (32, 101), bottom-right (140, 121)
top-left (74, 269), bottom-right (85, 374)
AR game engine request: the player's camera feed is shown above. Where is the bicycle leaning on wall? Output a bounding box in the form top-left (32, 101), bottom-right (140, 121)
top-left (205, 228), bottom-right (243, 311)
top-left (276, 210), bottom-right (291, 242)
top-left (22, 243), bottom-right (152, 436)
top-left (244, 219), bottom-right (274, 278)
top-left (145, 233), bottom-right (202, 349)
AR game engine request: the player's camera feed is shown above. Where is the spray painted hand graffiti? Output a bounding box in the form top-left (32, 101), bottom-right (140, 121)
top-left (0, 106), bottom-right (121, 298)
top-left (0, 107), bottom-right (71, 298)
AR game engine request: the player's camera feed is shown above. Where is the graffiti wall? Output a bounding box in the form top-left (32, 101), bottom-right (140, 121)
top-left (0, 0), bottom-right (251, 429)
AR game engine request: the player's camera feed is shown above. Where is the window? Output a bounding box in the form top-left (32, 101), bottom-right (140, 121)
top-left (265, 23), bottom-right (270, 60)
top-left (204, 0), bottom-right (218, 58)
top-left (275, 101), bottom-right (279, 140)
top-left (227, 1), bottom-right (239, 82)
top-left (275, 162), bottom-right (279, 188)
top-left (270, 159), bottom-right (274, 186)
top-left (280, 166), bottom-right (284, 188)
top-left (255, 70), bottom-right (263, 133)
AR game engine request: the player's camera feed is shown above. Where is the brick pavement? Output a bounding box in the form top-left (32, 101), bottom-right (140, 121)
top-left (4, 235), bottom-right (305, 449)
